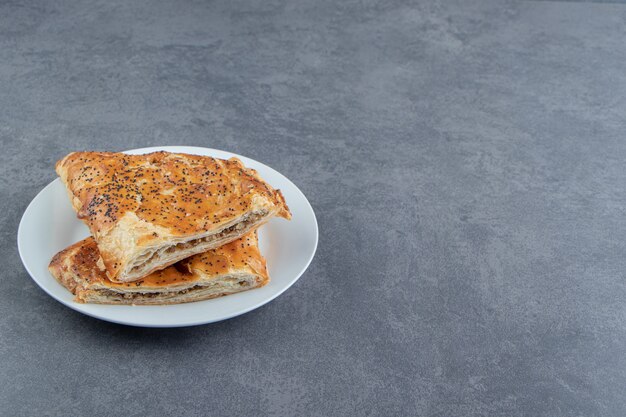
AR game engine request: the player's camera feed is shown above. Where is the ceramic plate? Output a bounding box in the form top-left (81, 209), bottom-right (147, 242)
top-left (17, 146), bottom-right (318, 327)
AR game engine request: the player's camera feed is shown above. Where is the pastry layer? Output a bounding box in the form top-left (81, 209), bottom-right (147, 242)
top-left (56, 151), bottom-right (290, 282)
top-left (48, 232), bottom-right (269, 305)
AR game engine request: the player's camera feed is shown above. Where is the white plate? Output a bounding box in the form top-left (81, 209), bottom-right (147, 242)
top-left (17, 146), bottom-right (318, 327)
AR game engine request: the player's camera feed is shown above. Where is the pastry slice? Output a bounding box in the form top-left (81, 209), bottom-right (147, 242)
top-left (56, 151), bottom-right (290, 282)
top-left (48, 232), bottom-right (269, 305)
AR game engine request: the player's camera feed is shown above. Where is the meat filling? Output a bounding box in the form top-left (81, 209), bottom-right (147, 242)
top-left (99, 280), bottom-right (250, 300)
top-left (127, 211), bottom-right (267, 273)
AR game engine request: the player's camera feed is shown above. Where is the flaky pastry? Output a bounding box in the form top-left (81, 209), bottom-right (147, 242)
top-left (48, 232), bottom-right (269, 305)
top-left (56, 151), bottom-right (290, 282)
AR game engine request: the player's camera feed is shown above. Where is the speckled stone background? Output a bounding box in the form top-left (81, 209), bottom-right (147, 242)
top-left (2, 0), bottom-right (626, 415)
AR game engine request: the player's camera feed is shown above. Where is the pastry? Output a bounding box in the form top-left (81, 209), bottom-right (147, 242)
top-left (48, 232), bottom-right (269, 305)
top-left (55, 151), bottom-right (290, 282)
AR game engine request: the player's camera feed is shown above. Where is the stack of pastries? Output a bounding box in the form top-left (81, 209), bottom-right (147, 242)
top-left (48, 151), bottom-right (291, 305)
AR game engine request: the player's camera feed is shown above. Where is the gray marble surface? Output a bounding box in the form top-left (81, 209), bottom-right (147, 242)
top-left (2, 0), bottom-right (626, 415)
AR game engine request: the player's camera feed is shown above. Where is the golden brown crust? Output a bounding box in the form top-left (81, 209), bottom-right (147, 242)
top-left (48, 232), bottom-right (270, 305)
top-left (55, 151), bottom-right (290, 281)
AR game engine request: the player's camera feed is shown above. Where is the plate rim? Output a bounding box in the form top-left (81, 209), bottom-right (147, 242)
top-left (17, 145), bottom-right (318, 327)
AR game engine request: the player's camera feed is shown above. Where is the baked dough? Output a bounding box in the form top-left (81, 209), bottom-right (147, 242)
top-left (48, 232), bottom-right (269, 305)
top-left (56, 151), bottom-right (290, 282)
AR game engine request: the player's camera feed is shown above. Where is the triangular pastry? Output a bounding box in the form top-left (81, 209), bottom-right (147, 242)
top-left (49, 232), bottom-right (269, 305)
top-left (55, 151), bottom-right (290, 282)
